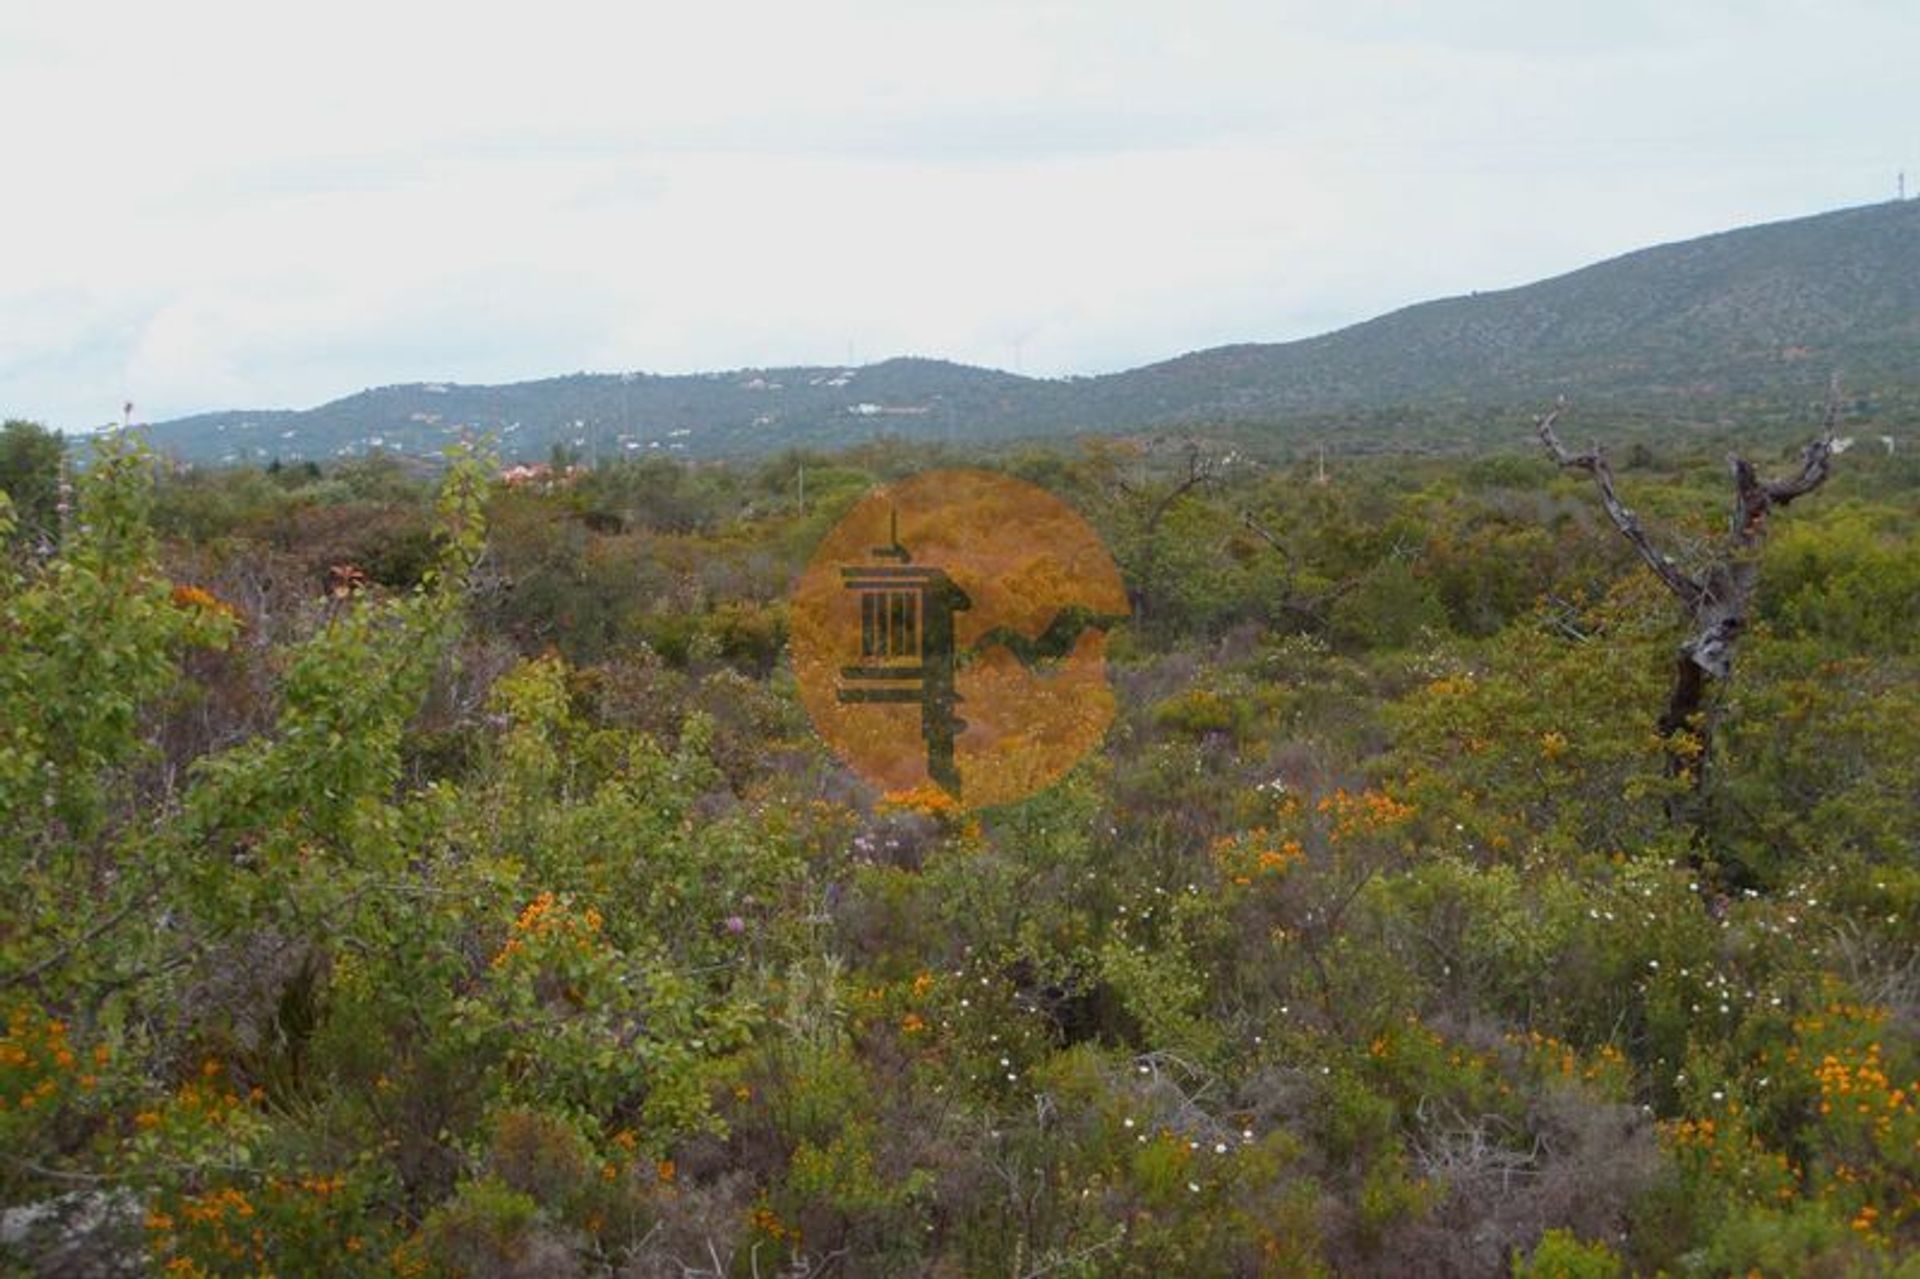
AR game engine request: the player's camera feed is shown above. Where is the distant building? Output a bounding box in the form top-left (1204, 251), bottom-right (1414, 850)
top-left (498, 462), bottom-right (588, 488)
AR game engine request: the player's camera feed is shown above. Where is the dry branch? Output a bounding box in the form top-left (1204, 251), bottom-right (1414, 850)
top-left (1536, 401), bottom-right (1701, 606)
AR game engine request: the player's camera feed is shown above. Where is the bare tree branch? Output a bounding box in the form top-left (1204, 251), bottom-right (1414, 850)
top-left (1537, 401), bottom-right (1702, 605)
top-left (1144, 443), bottom-right (1219, 534)
top-left (1240, 511), bottom-right (1364, 628)
top-left (1239, 510), bottom-right (1293, 568)
top-left (1018, 1227), bottom-right (1128, 1279)
top-left (1729, 375), bottom-right (1842, 546)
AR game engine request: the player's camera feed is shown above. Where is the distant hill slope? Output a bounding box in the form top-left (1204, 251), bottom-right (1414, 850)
top-left (1080, 199), bottom-right (1920, 425)
top-left (146, 200), bottom-right (1920, 463)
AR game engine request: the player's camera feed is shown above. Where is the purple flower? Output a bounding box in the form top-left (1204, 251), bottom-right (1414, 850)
top-left (724, 915), bottom-right (746, 935)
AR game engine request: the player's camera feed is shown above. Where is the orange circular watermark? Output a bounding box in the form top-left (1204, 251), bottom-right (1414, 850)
top-left (790, 469), bottom-right (1129, 810)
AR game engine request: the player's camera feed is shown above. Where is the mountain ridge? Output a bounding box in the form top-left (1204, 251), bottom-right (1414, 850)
top-left (142, 200), bottom-right (1920, 463)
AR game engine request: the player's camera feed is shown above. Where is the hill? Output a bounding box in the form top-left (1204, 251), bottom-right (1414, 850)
top-left (144, 200), bottom-right (1920, 463)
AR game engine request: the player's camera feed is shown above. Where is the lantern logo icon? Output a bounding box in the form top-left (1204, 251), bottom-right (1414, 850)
top-left (791, 470), bottom-right (1128, 810)
top-left (836, 509), bottom-right (972, 794)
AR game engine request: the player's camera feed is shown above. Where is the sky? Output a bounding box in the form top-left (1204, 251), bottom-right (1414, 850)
top-left (2, 0), bottom-right (1915, 433)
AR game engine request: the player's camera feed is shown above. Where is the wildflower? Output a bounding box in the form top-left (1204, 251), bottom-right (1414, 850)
top-left (878, 785), bottom-right (963, 820)
top-left (171, 583), bottom-right (238, 620)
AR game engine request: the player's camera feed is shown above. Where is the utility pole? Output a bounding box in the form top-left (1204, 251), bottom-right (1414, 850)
top-left (622, 371), bottom-right (634, 453)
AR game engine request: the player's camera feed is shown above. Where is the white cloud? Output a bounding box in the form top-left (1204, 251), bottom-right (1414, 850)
top-left (2, 0), bottom-right (1914, 430)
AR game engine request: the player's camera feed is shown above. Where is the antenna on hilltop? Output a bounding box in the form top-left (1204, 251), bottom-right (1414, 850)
top-left (1900, 170), bottom-right (1907, 201)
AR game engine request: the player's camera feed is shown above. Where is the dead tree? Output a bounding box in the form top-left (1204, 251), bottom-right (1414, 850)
top-left (1537, 388), bottom-right (1841, 860)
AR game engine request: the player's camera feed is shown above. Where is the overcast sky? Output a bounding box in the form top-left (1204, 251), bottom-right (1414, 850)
top-left (3, 0), bottom-right (1915, 432)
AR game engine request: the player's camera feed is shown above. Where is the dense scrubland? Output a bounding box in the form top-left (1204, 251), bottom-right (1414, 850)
top-left (2, 416), bottom-right (1917, 1277)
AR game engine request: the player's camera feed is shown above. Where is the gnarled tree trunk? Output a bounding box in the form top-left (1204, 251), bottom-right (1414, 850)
top-left (1537, 389), bottom-right (1840, 874)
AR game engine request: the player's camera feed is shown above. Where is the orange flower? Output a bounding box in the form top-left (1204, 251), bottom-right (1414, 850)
top-left (878, 785), bottom-right (963, 820)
